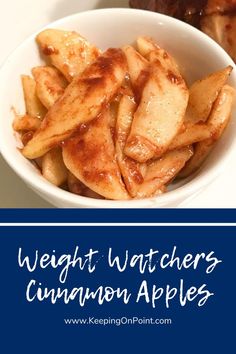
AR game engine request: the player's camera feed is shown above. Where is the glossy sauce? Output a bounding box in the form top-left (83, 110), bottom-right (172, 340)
top-left (134, 69), bottom-right (150, 103)
top-left (123, 157), bottom-right (144, 184)
top-left (42, 45), bottom-right (59, 55)
top-left (21, 131), bottom-right (34, 146)
top-left (167, 70), bottom-right (183, 85)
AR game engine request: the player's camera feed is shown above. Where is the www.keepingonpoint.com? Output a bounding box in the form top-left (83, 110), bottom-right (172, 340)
top-left (64, 317), bottom-right (172, 326)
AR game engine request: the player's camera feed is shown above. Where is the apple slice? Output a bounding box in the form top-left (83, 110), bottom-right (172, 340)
top-left (137, 36), bottom-right (179, 72)
top-left (13, 114), bottom-right (41, 132)
top-left (67, 172), bottom-right (104, 199)
top-left (21, 75), bottom-right (46, 119)
top-left (136, 36), bottom-right (159, 57)
top-left (22, 48), bottom-right (127, 159)
top-left (122, 45), bottom-right (149, 86)
top-left (125, 52), bottom-right (189, 162)
top-left (136, 146), bottom-right (193, 199)
top-left (116, 94), bottom-right (147, 197)
top-left (168, 123), bottom-right (212, 151)
top-left (36, 29), bottom-right (100, 81)
top-left (185, 66), bottom-right (232, 125)
top-left (63, 109), bottom-right (130, 200)
top-left (32, 66), bottom-right (67, 109)
top-left (42, 147), bottom-right (68, 186)
top-left (180, 85), bottom-right (235, 178)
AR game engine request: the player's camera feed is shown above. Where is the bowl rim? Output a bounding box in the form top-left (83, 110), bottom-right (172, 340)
top-left (0, 8), bottom-right (236, 208)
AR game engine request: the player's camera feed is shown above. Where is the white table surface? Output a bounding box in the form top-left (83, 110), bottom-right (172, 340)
top-left (0, 0), bottom-right (235, 208)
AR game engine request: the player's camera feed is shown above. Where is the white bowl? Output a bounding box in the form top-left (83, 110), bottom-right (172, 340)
top-left (0, 8), bottom-right (235, 208)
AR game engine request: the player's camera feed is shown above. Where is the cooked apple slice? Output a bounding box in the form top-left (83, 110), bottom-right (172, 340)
top-left (67, 172), bottom-right (84, 196)
top-left (109, 92), bottom-right (123, 133)
top-left (21, 75), bottom-right (46, 119)
top-left (185, 66), bottom-right (232, 125)
top-left (124, 54), bottom-right (189, 162)
top-left (207, 85), bottom-right (235, 134)
top-left (122, 45), bottom-right (150, 103)
top-left (67, 172), bottom-right (104, 199)
top-left (63, 109), bottom-right (130, 200)
top-left (180, 85), bottom-right (235, 178)
top-left (168, 123), bottom-right (212, 151)
top-left (36, 29), bottom-right (100, 81)
top-left (122, 45), bottom-right (149, 86)
top-left (32, 66), bottom-right (67, 109)
top-left (13, 114), bottom-right (41, 132)
top-left (136, 146), bottom-right (193, 199)
top-left (22, 48), bottom-right (127, 159)
top-left (137, 36), bottom-right (179, 72)
top-left (116, 94), bottom-right (146, 197)
top-left (136, 184), bottom-right (167, 199)
top-left (136, 36), bottom-right (159, 58)
top-left (42, 147), bottom-right (68, 186)
top-left (179, 141), bottom-right (214, 179)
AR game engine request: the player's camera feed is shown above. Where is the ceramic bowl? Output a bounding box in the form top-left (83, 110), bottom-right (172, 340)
top-left (0, 9), bottom-right (235, 208)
